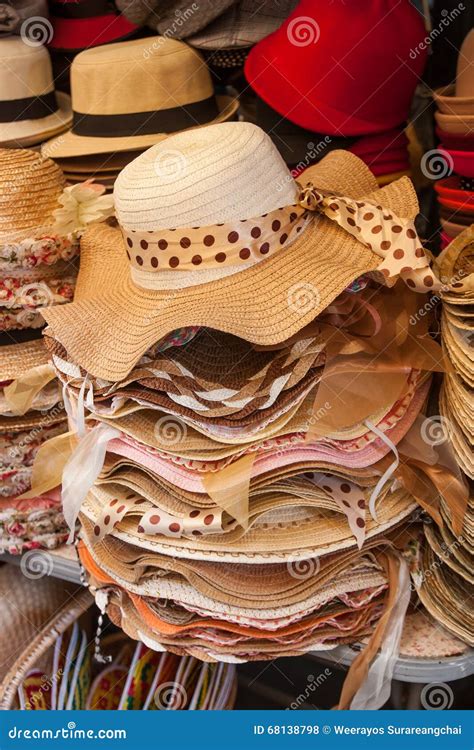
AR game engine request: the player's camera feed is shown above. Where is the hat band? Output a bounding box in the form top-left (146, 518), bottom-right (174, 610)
top-left (50, 0), bottom-right (111, 18)
top-left (122, 184), bottom-right (441, 293)
top-left (0, 92), bottom-right (57, 123)
top-left (72, 96), bottom-right (219, 138)
top-left (123, 205), bottom-right (310, 290)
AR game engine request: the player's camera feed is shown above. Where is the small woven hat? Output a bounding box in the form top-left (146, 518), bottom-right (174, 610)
top-left (434, 30), bottom-right (474, 118)
top-left (0, 0), bottom-right (48, 36)
top-left (42, 121), bottom-right (433, 382)
top-left (48, 0), bottom-right (139, 52)
top-left (0, 37), bottom-right (71, 147)
top-left (41, 37), bottom-right (239, 159)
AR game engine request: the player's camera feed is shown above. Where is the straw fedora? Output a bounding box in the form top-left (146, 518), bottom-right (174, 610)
top-left (43, 121), bottom-right (436, 382)
top-left (434, 30), bottom-right (474, 118)
top-left (0, 37), bottom-right (71, 147)
top-left (48, 0), bottom-right (139, 52)
top-left (41, 37), bottom-right (239, 159)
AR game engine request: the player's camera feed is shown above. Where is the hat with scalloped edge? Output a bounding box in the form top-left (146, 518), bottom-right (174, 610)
top-left (0, 0), bottom-right (48, 36)
top-left (244, 0), bottom-right (427, 136)
top-left (41, 36), bottom-right (239, 159)
top-left (42, 121), bottom-right (440, 383)
top-left (0, 37), bottom-right (71, 147)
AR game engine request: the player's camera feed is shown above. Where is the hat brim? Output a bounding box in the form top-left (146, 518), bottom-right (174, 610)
top-left (0, 91), bottom-right (72, 148)
top-left (43, 163), bottom-right (419, 381)
top-left (435, 111), bottom-right (474, 137)
top-left (49, 14), bottom-right (139, 52)
top-left (433, 85), bottom-right (474, 116)
top-left (41, 96), bottom-right (239, 159)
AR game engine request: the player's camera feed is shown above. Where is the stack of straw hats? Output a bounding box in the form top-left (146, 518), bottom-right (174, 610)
top-left (0, 147), bottom-right (113, 553)
top-left (244, 0), bottom-right (426, 183)
top-left (34, 121), bottom-right (470, 706)
top-left (435, 228), bottom-right (474, 479)
top-left (434, 30), bottom-right (474, 248)
top-left (41, 36), bottom-right (239, 191)
top-left (0, 563), bottom-right (237, 710)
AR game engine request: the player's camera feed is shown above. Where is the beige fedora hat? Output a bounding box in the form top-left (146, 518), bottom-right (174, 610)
top-left (42, 36), bottom-right (238, 159)
top-left (0, 37), bottom-right (71, 147)
top-left (42, 122), bottom-right (438, 382)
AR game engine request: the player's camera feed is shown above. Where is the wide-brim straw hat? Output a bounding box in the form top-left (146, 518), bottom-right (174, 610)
top-left (0, 38), bottom-right (71, 147)
top-left (41, 37), bottom-right (238, 160)
top-left (43, 122), bottom-right (421, 381)
top-left (0, 338), bottom-right (49, 382)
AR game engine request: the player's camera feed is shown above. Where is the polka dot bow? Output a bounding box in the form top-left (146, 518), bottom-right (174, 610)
top-left (298, 183), bottom-right (442, 292)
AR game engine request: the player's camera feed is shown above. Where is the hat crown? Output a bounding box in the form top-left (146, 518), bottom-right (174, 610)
top-left (0, 148), bottom-right (65, 241)
top-left (0, 38), bottom-right (54, 101)
top-left (70, 36), bottom-right (214, 119)
top-left (456, 29), bottom-right (474, 98)
top-left (114, 122), bottom-right (298, 231)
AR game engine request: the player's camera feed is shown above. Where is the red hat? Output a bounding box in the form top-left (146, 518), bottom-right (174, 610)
top-left (245, 0), bottom-right (427, 135)
top-left (49, 0), bottom-right (139, 52)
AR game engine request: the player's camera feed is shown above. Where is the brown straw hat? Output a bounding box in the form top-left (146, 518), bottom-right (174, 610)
top-left (43, 122), bottom-right (423, 381)
top-left (41, 36), bottom-right (238, 159)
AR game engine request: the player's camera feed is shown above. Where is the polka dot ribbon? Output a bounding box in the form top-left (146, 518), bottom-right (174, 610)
top-left (306, 472), bottom-right (367, 549)
top-left (299, 183), bottom-right (441, 292)
top-left (121, 183), bottom-right (441, 293)
top-left (92, 491), bottom-right (224, 541)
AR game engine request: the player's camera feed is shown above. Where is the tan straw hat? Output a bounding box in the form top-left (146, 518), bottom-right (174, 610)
top-left (43, 121), bottom-right (431, 381)
top-left (0, 148), bottom-right (65, 242)
top-left (41, 36), bottom-right (238, 159)
top-left (0, 37), bottom-right (71, 147)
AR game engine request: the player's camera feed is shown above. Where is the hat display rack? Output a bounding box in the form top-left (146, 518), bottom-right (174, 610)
top-left (0, 0), bottom-right (472, 716)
